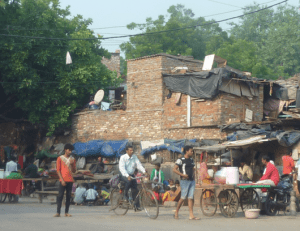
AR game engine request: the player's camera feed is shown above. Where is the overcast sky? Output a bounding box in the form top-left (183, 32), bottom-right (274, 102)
top-left (59, 0), bottom-right (300, 55)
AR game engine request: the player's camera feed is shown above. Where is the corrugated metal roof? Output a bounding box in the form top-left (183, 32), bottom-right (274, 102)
top-left (126, 53), bottom-right (203, 63)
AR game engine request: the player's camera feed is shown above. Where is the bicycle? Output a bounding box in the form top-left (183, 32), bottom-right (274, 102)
top-left (110, 176), bottom-right (159, 219)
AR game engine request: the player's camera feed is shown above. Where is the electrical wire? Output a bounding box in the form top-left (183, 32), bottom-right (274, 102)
top-left (0, 0), bottom-right (287, 41)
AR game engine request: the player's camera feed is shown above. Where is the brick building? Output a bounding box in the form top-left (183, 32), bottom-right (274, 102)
top-left (101, 49), bottom-right (121, 76)
top-left (71, 53), bottom-right (264, 143)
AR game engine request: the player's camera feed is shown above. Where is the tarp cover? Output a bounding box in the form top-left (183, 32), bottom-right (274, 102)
top-left (140, 139), bottom-right (197, 156)
top-left (73, 140), bottom-right (128, 157)
top-left (276, 131), bottom-right (300, 147)
top-left (163, 67), bottom-right (260, 99)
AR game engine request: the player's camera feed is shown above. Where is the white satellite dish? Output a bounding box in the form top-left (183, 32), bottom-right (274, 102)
top-left (94, 90), bottom-right (104, 105)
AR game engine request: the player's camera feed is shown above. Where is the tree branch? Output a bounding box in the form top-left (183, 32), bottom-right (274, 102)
top-left (0, 115), bottom-right (28, 122)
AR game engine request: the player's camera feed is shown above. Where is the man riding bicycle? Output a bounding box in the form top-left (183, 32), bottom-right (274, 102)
top-left (119, 146), bottom-right (147, 210)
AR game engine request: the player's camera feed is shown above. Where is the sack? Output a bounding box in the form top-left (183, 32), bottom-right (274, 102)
top-left (109, 174), bottom-right (120, 188)
top-left (76, 157), bottom-right (86, 170)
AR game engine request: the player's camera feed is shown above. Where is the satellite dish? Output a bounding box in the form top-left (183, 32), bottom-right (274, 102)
top-left (94, 90), bottom-right (104, 105)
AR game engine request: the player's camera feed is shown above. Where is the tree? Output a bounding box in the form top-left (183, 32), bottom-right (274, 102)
top-left (0, 0), bottom-right (121, 135)
top-left (229, 3), bottom-right (300, 78)
top-left (120, 4), bottom-right (229, 61)
top-left (214, 39), bottom-right (275, 79)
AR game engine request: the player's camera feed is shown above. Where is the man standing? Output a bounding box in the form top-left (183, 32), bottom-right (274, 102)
top-left (119, 146), bottom-right (146, 210)
top-left (239, 158), bottom-right (253, 181)
top-left (173, 146), bottom-right (199, 220)
top-left (54, 144), bottom-right (76, 217)
top-left (282, 149), bottom-right (295, 178)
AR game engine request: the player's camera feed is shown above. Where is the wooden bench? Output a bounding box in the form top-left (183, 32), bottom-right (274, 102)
top-left (35, 191), bottom-right (74, 203)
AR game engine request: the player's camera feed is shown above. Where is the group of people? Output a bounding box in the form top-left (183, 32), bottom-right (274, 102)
top-left (118, 145), bottom-right (199, 220)
top-left (73, 183), bottom-right (110, 206)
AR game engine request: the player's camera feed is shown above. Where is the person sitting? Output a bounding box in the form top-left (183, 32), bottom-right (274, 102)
top-left (255, 155), bottom-right (280, 197)
top-left (150, 163), bottom-right (165, 193)
top-left (6, 156), bottom-right (18, 172)
top-left (152, 186), bottom-right (161, 203)
top-left (24, 160), bottom-right (40, 178)
top-left (89, 156), bottom-right (105, 174)
top-left (239, 158), bottom-right (253, 182)
top-left (74, 184), bottom-right (87, 205)
top-left (162, 186), bottom-right (177, 204)
top-left (175, 180), bottom-right (180, 190)
top-left (134, 169), bottom-right (142, 184)
top-left (85, 183), bottom-right (99, 205)
top-left (282, 149), bottom-right (295, 178)
top-left (168, 179), bottom-right (175, 189)
top-left (99, 188), bottom-right (110, 205)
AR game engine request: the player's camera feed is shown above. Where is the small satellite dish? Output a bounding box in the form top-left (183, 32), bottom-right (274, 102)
top-left (94, 90), bottom-right (104, 105)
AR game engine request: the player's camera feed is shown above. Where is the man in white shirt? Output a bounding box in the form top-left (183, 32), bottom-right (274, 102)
top-left (119, 146), bottom-right (146, 210)
top-left (6, 156), bottom-right (18, 172)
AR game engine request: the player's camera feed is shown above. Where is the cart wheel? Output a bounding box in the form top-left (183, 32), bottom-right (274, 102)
top-left (0, 194), bottom-right (7, 203)
top-left (219, 190), bottom-right (239, 218)
top-left (200, 189), bottom-right (217, 217)
top-left (240, 189), bottom-right (260, 211)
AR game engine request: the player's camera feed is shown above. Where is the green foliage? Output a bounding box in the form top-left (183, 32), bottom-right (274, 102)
top-left (120, 4), bottom-right (229, 61)
top-left (229, 3), bottom-right (300, 78)
top-left (0, 0), bottom-right (121, 135)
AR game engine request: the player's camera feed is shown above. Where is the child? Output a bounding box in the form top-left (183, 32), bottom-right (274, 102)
top-left (99, 188), bottom-right (110, 205)
top-left (150, 163), bottom-right (165, 193)
top-left (175, 180), bottom-right (180, 190)
top-left (74, 184), bottom-right (87, 205)
top-left (152, 186), bottom-right (161, 203)
top-left (85, 183), bottom-right (99, 205)
top-left (162, 186), bottom-right (176, 203)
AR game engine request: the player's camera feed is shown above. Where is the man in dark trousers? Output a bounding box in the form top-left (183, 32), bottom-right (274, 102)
top-left (173, 146), bottom-right (199, 220)
top-left (54, 144), bottom-right (76, 217)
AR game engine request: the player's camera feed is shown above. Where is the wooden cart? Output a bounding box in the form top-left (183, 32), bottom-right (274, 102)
top-left (200, 183), bottom-right (272, 218)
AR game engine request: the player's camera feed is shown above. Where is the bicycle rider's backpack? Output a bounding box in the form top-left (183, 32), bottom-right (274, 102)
top-left (109, 174), bottom-right (120, 188)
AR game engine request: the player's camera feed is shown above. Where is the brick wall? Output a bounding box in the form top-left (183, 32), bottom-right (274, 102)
top-left (220, 85), bottom-right (264, 123)
top-left (127, 56), bottom-right (163, 111)
top-left (71, 109), bottom-right (163, 142)
top-left (101, 50), bottom-right (120, 76)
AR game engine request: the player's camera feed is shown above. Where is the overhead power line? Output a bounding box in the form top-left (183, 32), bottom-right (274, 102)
top-left (0, 0), bottom-right (286, 42)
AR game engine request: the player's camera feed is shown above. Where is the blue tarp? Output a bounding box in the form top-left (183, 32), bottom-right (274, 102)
top-left (140, 139), bottom-right (197, 156)
top-left (73, 140), bottom-right (128, 157)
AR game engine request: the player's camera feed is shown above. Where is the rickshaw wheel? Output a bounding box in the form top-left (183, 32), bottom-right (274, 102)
top-left (219, 190), bottom-right (239, 218)
top-left (240, 188), bottom-right (260, 211)
top-left (200, 189), bottom-right (217, 217)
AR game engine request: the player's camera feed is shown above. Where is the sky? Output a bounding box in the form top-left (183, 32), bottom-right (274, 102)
top-left (59, 0), bottom-right (300, 56)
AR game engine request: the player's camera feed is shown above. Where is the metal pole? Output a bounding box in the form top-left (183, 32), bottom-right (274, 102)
top-left (230, 149), bottom-right (233, 167)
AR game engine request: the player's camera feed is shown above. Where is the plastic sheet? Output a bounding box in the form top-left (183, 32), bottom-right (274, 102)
top-left (73, 139), bottom-right (128, 157)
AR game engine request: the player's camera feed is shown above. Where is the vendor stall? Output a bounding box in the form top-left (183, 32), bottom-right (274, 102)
top-left (0, 179), bottom-right (23, 203)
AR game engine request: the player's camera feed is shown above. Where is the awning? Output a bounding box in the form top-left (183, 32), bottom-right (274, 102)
top-left (194, 135), bottom-right (277, 152)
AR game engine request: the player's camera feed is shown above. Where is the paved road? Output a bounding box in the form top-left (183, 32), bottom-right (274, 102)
top-left (1, 197), bottom-right (300, 231)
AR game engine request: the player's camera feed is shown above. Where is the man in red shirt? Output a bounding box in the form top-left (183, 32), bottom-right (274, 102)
top-left (255, 155), bottom-right (280, 197)
top-left (282, 149), bottom-right (295, 177)
top-left (54, 144), bottom-right (76, 217)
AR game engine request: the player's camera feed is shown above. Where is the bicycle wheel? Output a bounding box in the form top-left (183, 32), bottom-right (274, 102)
top-left (0, 194), bottom-right (7, 203)
top-left (141, 189), bottom-right (159, 219)
top-left (110, 188), bottom-right (129, 216)
top-left (240, 189), bottom-right (260, 211)
top-left (200, 189), bottom-right (217, 217)
top-left (219, 190), bottom-right (239, 218)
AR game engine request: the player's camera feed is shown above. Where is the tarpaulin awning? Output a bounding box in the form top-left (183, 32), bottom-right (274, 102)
top-left (163, 67), bottom-right (263, 99)
top-left (140, 139), bottom-right (197, 156)
top-left (73, 140), bottom-right (128, 157)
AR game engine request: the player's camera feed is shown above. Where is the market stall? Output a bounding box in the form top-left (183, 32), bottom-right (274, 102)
top-left (0, 179), bottom-right (23, 203)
